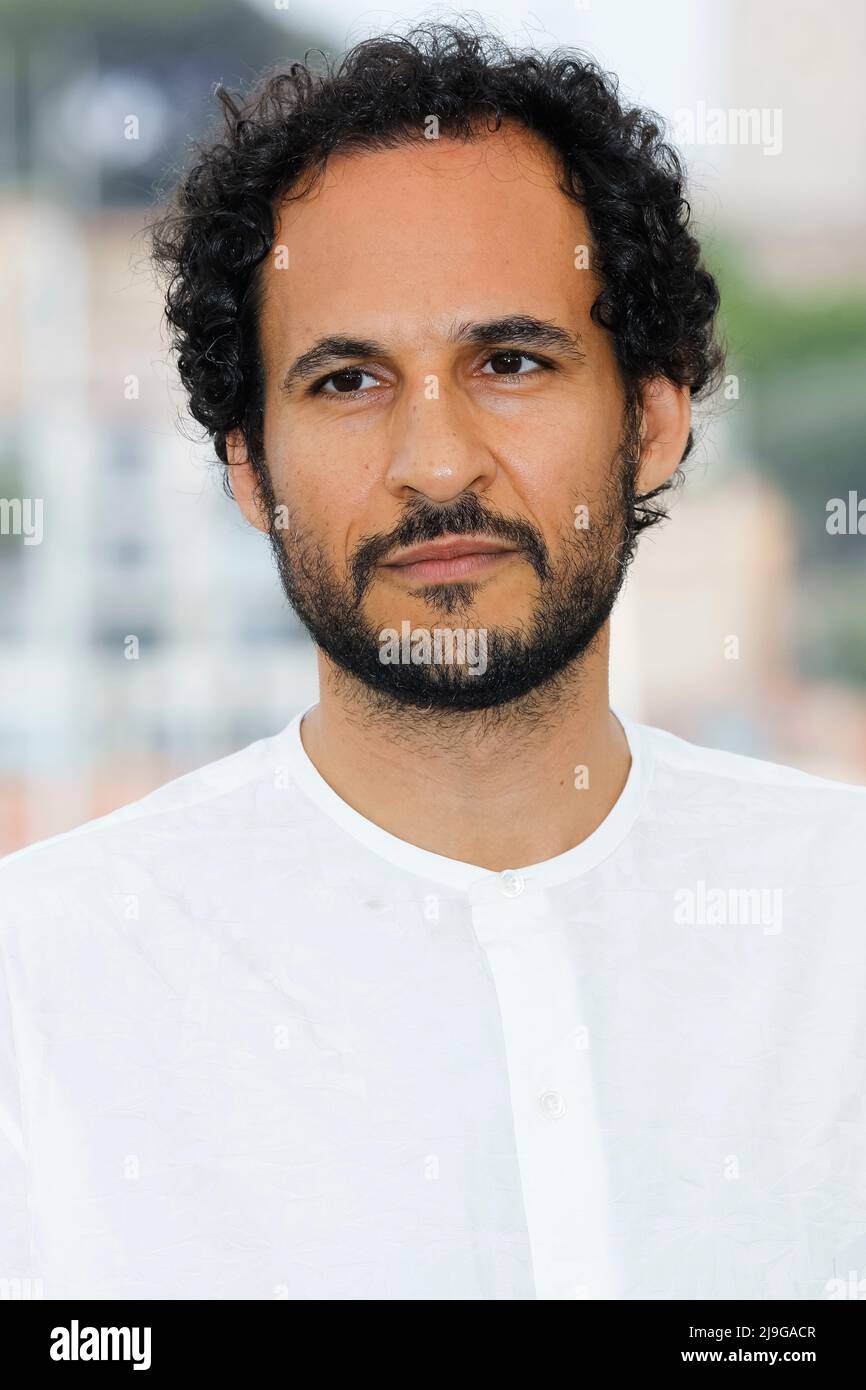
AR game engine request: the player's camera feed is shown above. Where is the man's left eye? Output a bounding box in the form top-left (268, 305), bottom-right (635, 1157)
top-left (480, 351), bottom-right (547, 377)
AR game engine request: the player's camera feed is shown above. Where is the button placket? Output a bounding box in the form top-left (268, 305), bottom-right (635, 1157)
top-left (468, 893), bottom-right (616, 1299)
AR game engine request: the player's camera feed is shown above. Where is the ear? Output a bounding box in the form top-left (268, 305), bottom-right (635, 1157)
top-left (636, 378), bottom-right (691, 494)
top-left (226, 429), bottom-right (269, 534)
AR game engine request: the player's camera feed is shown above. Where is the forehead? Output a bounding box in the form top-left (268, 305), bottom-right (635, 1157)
top-left (259, 122), bottom-right (597, 350)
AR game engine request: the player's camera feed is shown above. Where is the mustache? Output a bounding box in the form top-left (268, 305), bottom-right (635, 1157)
top-left (350, 493), bottom-right (550, 602)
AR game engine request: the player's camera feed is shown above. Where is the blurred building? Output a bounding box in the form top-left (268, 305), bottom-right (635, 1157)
top-left (613, 465), bottom-right (866, 783)
top-left (716, 0), bottom-right (866, 288)
top-left (0, 195), bottom-right (319, 848)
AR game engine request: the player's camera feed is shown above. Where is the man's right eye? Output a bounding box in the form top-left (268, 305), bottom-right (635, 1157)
top-left (312, 368), bottom-right (381, 397)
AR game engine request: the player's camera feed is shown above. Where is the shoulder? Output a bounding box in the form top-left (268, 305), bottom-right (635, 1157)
top-left (0, 723), bottom-right (301, 921)
top-left (633, 715), bottom-right (866, 861)
top-left (640, 716), bottom-right (865, 796)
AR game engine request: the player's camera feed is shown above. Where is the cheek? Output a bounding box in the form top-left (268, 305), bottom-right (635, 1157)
top-left (260, 413), bottom-right (319, 514)
top-left (499, 363), bottom-right (622, 467)
top-left (498, 412), bottom-right (621, 522)
top-left (260, 430), bottom-right (359, 571)
top-left (263, 407), bottom-right (378, 507)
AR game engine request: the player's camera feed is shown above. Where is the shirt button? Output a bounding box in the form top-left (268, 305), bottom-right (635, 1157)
top-left (499, 870), bottom-right (525, 897)
top-left (539, 1089), bottom-right (567, 1118)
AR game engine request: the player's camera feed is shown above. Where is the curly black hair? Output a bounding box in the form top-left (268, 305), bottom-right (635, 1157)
top-left (150, 20), bottom-right (724, 525)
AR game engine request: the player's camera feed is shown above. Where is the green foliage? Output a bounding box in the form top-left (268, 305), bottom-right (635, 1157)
top-left (702, 239), bottom-right (866, 686)
top-left (705, 238), bottom-right (866, 372)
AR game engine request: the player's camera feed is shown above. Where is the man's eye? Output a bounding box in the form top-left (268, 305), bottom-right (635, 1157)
top-left (312, 350), bottom-right (550, 398)
top-left (480, 351), bottom-right (549, 377)
top-left (316, 368), bottom-right (380, 396)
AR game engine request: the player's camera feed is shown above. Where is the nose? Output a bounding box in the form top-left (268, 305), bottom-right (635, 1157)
top-left (383, 382), bottom-right (497, 503)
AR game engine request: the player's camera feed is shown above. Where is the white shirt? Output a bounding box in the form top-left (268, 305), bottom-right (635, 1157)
top-left (2, 706), bottom-right (865, 1301)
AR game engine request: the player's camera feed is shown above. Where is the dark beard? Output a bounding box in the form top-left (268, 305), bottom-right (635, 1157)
top-left (255, 419), bottom-right (643, 713)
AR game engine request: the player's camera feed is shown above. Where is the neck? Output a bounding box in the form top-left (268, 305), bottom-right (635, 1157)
top-left (298, 626), bottom-right (631, 873)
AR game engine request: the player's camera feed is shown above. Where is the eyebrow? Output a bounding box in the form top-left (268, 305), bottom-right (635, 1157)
top-left (279, 315), bottom-right (585, 394)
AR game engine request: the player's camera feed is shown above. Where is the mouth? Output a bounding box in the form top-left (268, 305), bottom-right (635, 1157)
top-left (379, 536), bottom-right (520, 585)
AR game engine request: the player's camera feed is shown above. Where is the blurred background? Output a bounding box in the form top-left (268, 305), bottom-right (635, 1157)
top-left (1, 0), bottom-right (864, 853)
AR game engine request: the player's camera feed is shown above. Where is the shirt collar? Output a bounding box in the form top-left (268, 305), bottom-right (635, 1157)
top-left (277, 701), bottom-right (652, 898)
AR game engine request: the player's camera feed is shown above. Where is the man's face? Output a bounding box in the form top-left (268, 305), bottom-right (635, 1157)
top-left (248, 121), bottom-right (643, 710)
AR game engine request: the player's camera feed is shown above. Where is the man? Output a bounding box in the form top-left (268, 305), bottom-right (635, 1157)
top-left (2, 24), bottom-right (865, 1302)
